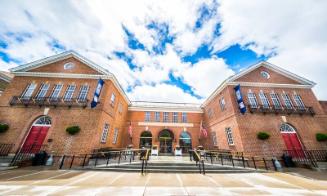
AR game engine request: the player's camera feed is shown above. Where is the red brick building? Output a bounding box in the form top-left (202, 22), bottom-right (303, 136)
top-left (0, 52), bottom-right (326, 157)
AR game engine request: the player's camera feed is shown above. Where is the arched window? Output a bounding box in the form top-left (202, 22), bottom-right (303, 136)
top-left (33, 116), bottom-right (52, 126)
top-left (179, 131), bottom-right (192, 153)
top-left (280, 123), bottom-right (296, 133)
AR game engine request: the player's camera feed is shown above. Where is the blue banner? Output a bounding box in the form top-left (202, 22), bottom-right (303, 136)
top-left (234, 84), bottom-right (246, 114)
top-left (91, 79), bottom-right (104, 108)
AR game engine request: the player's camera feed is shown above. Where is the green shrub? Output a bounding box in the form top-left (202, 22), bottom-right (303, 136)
top-left (66, 126), bottom-right (81, 135)
top-left (0, 123), bottom-right (9, 133)
top-left (257, 132), bottom-right (270, 140)
top-left (316, 133), bottom-right (327, 142)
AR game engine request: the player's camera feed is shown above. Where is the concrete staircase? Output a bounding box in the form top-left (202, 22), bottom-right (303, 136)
top-left (92, 161), bottom-right (260, 173)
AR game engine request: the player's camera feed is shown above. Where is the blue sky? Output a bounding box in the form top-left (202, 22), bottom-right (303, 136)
top-left (0, 1), bottom-right (326, 102)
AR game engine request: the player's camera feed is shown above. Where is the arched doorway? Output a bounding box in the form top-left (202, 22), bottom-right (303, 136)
top-left (280, 123), bottom-right (304, 157)
top-left (21, 116), bottom-right (51, 153)
top-left (158, 129), bottom-right (174, 154)
top-left (139, 131), bottom-right (152, 148)
top-left (179, 131), bottom-right (192, 153)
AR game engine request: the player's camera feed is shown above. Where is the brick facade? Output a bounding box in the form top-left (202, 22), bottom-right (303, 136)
top-left (0, 52), bottom-right (326, 157)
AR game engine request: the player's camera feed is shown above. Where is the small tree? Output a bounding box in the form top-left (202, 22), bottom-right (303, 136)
top-left (66, 126), bottom-right (81, 135)
top-left (316, 133), bottom-right (327, 142)
top-left (257, 132), bottom-right (270, 140)
top-left (0, 123), bottom-right (9, 133)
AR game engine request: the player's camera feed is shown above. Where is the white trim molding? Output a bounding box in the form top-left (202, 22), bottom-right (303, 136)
top-left (138, 122), bottom-right (194, 127)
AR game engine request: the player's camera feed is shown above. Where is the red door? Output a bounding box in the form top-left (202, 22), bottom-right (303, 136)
top-left (21, 126), bottom-right (49, 153)
top-left (282, 133), bottom-right (304, 158)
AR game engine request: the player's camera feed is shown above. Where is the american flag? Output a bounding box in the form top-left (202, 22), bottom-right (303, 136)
top-left (200, 120), bottom-right (208, 138)
top-left (128, 122), bottom-right (132, 137)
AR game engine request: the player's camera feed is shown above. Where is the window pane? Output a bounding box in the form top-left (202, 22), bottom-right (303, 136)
top-left (182, 112), bottom-right (187, 123)
top-left (173, 112), bottom-right (178, 123)
top-left (21, 83), bottom-right (37, 98)
top-left (259, 92), bottom-right (270, 108)
top-left (50, 84), bottom-right (63, 99)
top-left (248, 92), bottom-right (258, 108)
top-left (36, 83), bottom-right (50, 99)
top-left (64, 85), bottom-right (76, 101)
top-left (145, 111), bottom-right (151, 122)
top-left (77, 85), bottom-right (89, 101)
top-left (113, 128), bottom-right (119, 144)
top-left (155, 112), bottom-right (160, 122)
top-left (282, 93), bottom-right (293, 109)
top-left (225, 127), bottom-right (234, 145)
top-left (270, 93), bottom-right (281, 109)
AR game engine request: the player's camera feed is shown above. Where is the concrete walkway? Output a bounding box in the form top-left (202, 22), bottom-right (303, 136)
top-left (0, 168), bottom-right (326, 195)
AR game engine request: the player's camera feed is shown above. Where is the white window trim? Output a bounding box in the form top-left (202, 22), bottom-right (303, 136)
top-left (270, 92), bottom-right (282, 109)
top-left (173, 112), bottom-right (178, 123)
top-left (50, 84), bottom-right (63, 99)
top-left (36, 83), bottom-right (50, 100)
top-left (259, 91), bottom-right (270, 108)
top-left (155, 112), bottom-right (160, 122)
top-left (282, 93), bottom-right (293, 109)
top-left (77, 84), bottom-right (89, 101)
top-left (293, 94), bottom-right (305, 109)
top-left (248, 92), bottom-right (258, 108)
top-left (181, 112), bottom-right (187, 123)
top-left (219, 97), bottom-right (226, 111)
top-left (63, 85), bottom-right (76, 101)
top-left (110, 93), bottom-right (116, 106)
top-left (145, 111), bottom-right (151, 122)
top-left (113, 128), bottom-right (119, 144)
top-left (21, 83), bottom-right (37, 99)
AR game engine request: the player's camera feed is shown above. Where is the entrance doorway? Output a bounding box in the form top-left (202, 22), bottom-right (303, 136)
top-left (280, 123), bottom-right (304, 157)
top-left (139, 131), bottom-right (152, 149)
top-left (179, 131), bottom-right (192, 153)
top-left (21, 116), bottom-right (51, 153)
top-left (158, 129), bottom-right (174, 154)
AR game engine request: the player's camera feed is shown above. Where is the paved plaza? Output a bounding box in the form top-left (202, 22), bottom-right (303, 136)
top-left (0, 167), bottom-right (326, 195)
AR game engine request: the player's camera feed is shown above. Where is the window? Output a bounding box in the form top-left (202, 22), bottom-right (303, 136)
top-left (110, 93), bottom-right (116, 106)
top-left (118, 102), bottom-right (123, 113)
top-left (36, 83), bottom-right (50, 100)
top-left (270, 92), bottom-right (282, 109)
top-left (155, 112), bottom-right (160, 122)
top-left (293, 94), bottom-right (305, 109)
top-left (21, 83), bottom-right (37, 99)
top-left (100, 123), bottom-right (110, 143)
top-left (163, 112), bottom-right (169, 122)
top-left (182, 112), bottom-right (187, 123)
top-left (259, 91), bottom-right (270, 108)
top-left (219, 97), bottom-right (226, 111)
top-left (113, 128), bottom-right (119, 144)
top-left (247, 92), bottom-right (258, 108)
top-left (63, 62), bottom-right (75, 70)
top-left (173, 112), bottom-right (178, 123)
top-left (145, 111), bottom-right (151, 122)
top-left (225, 128), bottom-right (234, 145)
top-left (211, 131), bottom-right (218, 146)
top-left (282, 93), bottom-right (293, 109)
top-left (77, 85), bottom-right (89, 102)
top-left (63, 85), bottom-right (76, 101)
top-left (50, 84), bottom-right (63, 100)
top-left (260, 71), bottom-right (270, 79)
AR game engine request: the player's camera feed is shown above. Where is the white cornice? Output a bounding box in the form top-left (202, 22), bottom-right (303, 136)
top-left (10, 51), bottom-right (110, 75)
top-left (128, 106), bottom-right (203, 113)
top-left (138, 122), bottom-right (194, 127)
top-left (13, 71), bottom-right (131, 105)
top-left (201, 61), bottom-right (315, 108)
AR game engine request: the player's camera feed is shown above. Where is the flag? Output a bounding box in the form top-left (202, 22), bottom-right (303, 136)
top-left (91, 79), bottom-right (104, 108)
top-left (128, 122), bottom-right (132, 137)
top-left (234, 84), bottom-right (246, 114)
top-left (200, 120), bottom-right (208, 138)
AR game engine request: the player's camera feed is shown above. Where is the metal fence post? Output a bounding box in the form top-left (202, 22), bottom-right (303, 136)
top-left (231, 156), bottom-right (235, 167)
top-left (69, 155), bottom-right (75, 169)
top-left (242, 155), bottom-right (246, 168)
top-left (94, 154), bottom-right (98, 167)
top-left (252, 157), bottom-right (257, 170)
top-left (82, 154), bottom-right (87, 168)
top-left (263, 157), bottom-right (268, 170)
top-left (59, 155), bottom-right (66, 169)
top-left (106, 153), bottom-right (110, 166)
top-left (118, 152), bottom-right (122, 165)
top-left (220, 154), bottom-right (224, 165)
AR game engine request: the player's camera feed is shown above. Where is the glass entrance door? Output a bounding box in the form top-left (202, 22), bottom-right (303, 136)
top-left (159, 137), bottom-right (172, 153)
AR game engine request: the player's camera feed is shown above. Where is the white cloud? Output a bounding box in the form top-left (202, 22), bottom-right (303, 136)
top-left (128, 83), bottom-right (202, 103)
top-left (213, 0), bottom-right (327, 99)
top-left (183, 57), bottom-right (234, 96)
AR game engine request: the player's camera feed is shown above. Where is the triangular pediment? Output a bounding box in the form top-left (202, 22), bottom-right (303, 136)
top-left (10, 51), bottom-right (110, 75)
top-left (230, 62), bottom-right (315, 85)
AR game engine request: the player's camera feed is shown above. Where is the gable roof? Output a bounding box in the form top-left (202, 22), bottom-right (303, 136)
top-left (10, 50), bottom-right (110, 75)
top-left (201, 61), bottom-right (316, 107)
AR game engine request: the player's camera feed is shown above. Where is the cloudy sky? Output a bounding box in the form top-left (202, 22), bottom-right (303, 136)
top-left (1, 0), bottom-right (326, 103)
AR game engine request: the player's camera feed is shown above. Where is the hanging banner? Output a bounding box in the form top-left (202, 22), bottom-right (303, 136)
top-left (91, 79), bottom-right (104, 108)
top-left (234, 84), bottom-right (246, 114)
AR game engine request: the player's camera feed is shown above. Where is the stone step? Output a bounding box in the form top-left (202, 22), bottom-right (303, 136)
top-left (89, 167), bottom-right (259, 173)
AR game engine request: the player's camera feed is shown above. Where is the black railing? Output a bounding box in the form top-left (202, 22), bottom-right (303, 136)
top-left (56, 149), bottom-right (149, 174)
top-left (10, 144), bottom-right (48, 166)
top-left (0, 143), bottom-right (14, 156)
top-left (284, 149), bottom-right (327, 167)
top-left (190, 150), bottom-right (284, 174)
top-left (10, 96), bottom-right (88, 108)
top-left (247, 104), bottom-right (315, 116)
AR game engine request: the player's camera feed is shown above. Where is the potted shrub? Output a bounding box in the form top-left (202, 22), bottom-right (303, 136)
top-left (0, 123), bottom-right (9, 133)
top-left (316, 133), bottom-right (327, 142)
top-left (257, 131), bottom-right (270, 140)
top-left (66, 126), bottom-right (81, 135)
